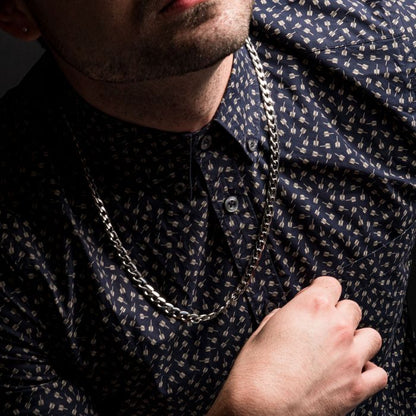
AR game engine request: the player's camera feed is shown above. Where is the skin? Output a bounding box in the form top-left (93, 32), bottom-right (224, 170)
top-left (0, 0), bottom-right (254, 131)
top-left (207, 278), bottom-right (387, 415)
top-left (0, 1), bottom-right (388, 414)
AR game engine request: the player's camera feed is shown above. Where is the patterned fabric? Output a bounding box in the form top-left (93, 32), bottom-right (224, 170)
top-left (1, 0), bottom-right (416, 415)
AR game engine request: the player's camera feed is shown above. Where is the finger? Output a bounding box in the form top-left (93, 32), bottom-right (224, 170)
top-left (296, 276), bottom-right (342, 306)
top-left (353, 327), bottom-right (383, 364)
top-left (336, 299), bottom-right (362, 329)
top-left (363, 361), bottom-right (378, 372)
top-left (360, 361), bottom-right (388, 398)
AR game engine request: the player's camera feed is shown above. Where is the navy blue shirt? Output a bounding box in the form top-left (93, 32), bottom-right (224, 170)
top-left (1, 0), bottom-right (416, 414)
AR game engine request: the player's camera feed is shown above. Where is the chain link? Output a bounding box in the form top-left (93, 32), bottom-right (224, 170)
top-left (68, 37), bottom-right (280, 324)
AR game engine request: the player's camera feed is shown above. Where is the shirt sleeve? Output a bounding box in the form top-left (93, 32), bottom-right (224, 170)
top-left (0, 270), bottom-right (98, 415)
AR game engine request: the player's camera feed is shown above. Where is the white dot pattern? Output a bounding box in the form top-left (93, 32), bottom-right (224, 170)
top-left (1, 0), bottom-right (416, 415)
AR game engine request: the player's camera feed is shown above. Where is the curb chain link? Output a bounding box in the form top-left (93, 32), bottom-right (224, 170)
top-left (69, 37), bottom-right (280, 324)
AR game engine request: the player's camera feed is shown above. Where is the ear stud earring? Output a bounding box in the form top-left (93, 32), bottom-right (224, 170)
top-left (22, 27), bottom-right (29, 33)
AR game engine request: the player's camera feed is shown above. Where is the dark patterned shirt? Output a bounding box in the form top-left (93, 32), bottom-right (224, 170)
top-left (1, 0), bottom-right (416, 415)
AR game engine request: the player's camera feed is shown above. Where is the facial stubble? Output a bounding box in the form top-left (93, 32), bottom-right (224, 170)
top-left (84, 1), bottom-right (254, 83)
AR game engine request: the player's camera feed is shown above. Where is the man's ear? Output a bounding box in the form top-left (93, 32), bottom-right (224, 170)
top-left (0, 0), bottom-right (40, 40)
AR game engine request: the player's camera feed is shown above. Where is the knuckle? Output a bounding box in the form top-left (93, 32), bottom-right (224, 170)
top-left (335, 320), bottom-right (353, 340)
top-left (348, 380), bottom-right (366, 404)
top-left (315, 275), bottom-right (342, 291)
top-left (350, 300), bottom-right (363, 319)
top-left (367, 328), bottom-right (383, 350)
top-left (334, 315), bottom-right (354, 338)
top-left (380, 369), bottom-right (389, 388)
top-left (367, 366), bottom-right (388, 394)
top-left (309, 293), bottom-right (332, 311)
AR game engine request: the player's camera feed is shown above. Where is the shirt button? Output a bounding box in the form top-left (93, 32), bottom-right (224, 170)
top-left (224, 196), bottom-right (239, 213)
top-left (247, 138), bottom-right (257, 152)
top-left (174, 182), bottom-right (187, 196)
top-left (200, 136), bottom-right (212, 150)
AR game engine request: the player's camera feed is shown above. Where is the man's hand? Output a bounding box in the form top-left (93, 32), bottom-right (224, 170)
top-left (208, 276), bottom-right (387, 416)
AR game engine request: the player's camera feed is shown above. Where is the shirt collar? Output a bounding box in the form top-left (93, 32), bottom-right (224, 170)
top-left (59, 41), bottom-right (265, 161)
top-left (213, 40), bottom-right (265, 159)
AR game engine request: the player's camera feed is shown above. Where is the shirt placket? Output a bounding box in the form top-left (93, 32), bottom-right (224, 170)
top-left (192, 128), bottom-right (282, 323)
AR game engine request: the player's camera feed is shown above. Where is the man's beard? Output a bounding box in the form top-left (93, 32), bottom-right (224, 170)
top-left (59, 1), bottom-right (253, 83)
top-left (92, 34), bottom-right (248, 83)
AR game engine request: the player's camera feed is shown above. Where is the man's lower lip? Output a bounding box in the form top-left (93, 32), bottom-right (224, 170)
top-left (161, 0), bottom-right (207, 14)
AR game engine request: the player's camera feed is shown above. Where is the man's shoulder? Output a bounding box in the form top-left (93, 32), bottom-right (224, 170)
top-left (253, 0), bottom-right (416, 120)
top-left (0, 54), bottom-right (67, 205)
top-left (254, 0), bottom-right (416, 48)
top-left (0, 52), bottom-right (68, 159)
top-left (0, 52), bottom-right (60, 140)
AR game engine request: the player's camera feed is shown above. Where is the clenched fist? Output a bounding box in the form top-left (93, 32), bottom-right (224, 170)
top-left (207, 276), bottom-right (387, 416)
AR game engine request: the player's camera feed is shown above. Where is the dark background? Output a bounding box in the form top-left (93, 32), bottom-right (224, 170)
top-left (0, 30), bottom-right (414, 324)
top-left (0, 32), bottom-right (43, 97)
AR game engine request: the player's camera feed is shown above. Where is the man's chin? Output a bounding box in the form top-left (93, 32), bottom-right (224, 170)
top-left (84, 33), bottom-right (247, 84)
top-left (147, 37), bottom-right (246, 81)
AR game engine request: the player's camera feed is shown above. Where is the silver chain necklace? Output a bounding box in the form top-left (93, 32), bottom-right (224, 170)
top-left (69, 38), bottom-right (280, 324)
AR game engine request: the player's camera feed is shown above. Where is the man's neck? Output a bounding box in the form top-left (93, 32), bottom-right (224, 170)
top-left (55, 55), bottom-right (234, 133)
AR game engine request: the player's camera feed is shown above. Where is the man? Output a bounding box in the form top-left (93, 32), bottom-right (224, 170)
top-left (0, 0), bottom-right (414, 414)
